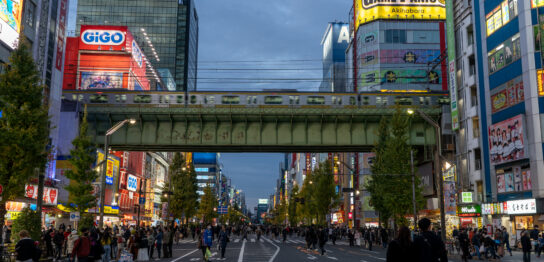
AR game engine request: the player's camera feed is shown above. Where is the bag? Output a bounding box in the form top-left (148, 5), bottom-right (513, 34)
top-left (479, 245), bottom-right (485, 253)
top-left (498, 246), bottom-right (505, 256)
top-left (205, 247), bottom-right (212, 260)
top-left (119, 250), bottom-right (133, 262)
top-left (137, 248), bottom-right (149, 261)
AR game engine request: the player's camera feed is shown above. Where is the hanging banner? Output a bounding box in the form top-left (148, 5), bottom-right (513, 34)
top-left (25, 184), bottom-right (58, 205)
top-left (446, 0), bottom-right (459, 131)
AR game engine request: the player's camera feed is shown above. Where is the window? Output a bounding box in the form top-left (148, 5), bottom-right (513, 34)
top-left (362, 96), bottom-right (370, 105)
top-left (394, 97), bottom-right (412, 105)
top-left (221, 96), bottom-right (240, 104)
top-left (204, 96), bottom-right (215, 104)
top-left (332, 96), bottom-right (342, 105)
top-left (264, 96), bottom-right (283, 104)
top-left (159, 95), bottom-right (170, 103)
top-left (472, 117), bottom-right (480, 138)
top-left (247, 96), bottom-right (257, 104)
top-left (376, 96), bottom-right (388, 106)
top-left (134, 95), bottom-right (152, 103)
top-left (385, 29), bottom-right (406, 43)
top-left (349, 97), bottom-right (356, 105)
top-left (307, 96), bottom-right (325, 105)
top-left (410, 30), bottom-right (439, 43)
top-left (190, 95), bottom-right (197, 104)
top-left (25, 2), bottom-right (36, 28)
top-left (289, 96), bottom-right (300, 105)
top-left (177, 95), bottom-right (184, 104)
top-left (438, 97), bottom-right (451, 105)
top-left (115, 94), bottom-right (126, 103)
top-left (90, 94), bottom-right (108, 103)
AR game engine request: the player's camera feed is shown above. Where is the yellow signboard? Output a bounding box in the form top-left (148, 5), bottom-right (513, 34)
top-left (354, 0), bottom-right (446, 30)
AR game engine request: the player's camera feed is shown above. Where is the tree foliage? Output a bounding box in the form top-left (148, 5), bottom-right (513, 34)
top-left (366, 109), bottom-right (426, 227)
top-left (0, 42), bottom-right (50, 228)
top-left (198, 184), bottom-right (218, 225)
top-left (64, 106), bottom-right (98, 214)
top-left (287, 185), bottom-right (299, 226)
top-left (11, 208), bottom-right (41, 241)
top-left (165, 153), bottom-right (199, 224)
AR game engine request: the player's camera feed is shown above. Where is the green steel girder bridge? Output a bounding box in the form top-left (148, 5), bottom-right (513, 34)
top-left (62, 90), bottom-right (447, 152)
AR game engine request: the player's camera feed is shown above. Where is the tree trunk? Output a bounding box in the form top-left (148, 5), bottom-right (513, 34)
top-left (0, 199), bottom-right (6, 243)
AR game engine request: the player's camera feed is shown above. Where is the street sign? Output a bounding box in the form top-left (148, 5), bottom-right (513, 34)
top-left (139, 197), bottom-right (145, 205)
top-left (70, 212), bottom-right (80, 221)
top-left (217, 206), bottom-right (228, 215)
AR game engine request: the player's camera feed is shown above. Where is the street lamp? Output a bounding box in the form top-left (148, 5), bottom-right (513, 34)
top-left (407, 108), bottom-right (446, 242)
top-left (99, 118), bottom-right (137, 229)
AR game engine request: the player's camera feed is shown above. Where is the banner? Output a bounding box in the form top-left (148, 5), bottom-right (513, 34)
top-left (446, 0), bottom-right (459, 130)
top-left (25, 184), bottom-right (58, 205)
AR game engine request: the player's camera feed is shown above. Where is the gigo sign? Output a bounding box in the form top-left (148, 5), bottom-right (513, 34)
top-left (127, 174), bottom-right (138, 192)
top-left (81, 30), bottom-right (125, 45)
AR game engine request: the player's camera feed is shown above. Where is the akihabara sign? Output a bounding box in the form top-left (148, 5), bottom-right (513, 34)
top-left (25, 184), bottom-right (58, 205)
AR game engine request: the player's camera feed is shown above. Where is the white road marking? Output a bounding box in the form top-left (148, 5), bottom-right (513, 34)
top-left (274, 240), bottom-right (280, 243)
top-left (237, 239), bottom-right (246, 262)
top-left (327, 256), bottom-right (338, 260)
top-left (189, 258), bottom-right (199, 261)
top-left (260, 239), bottom-right (264, 243)
top-left (263, 237), bottom-right (281, 262)
top-left (234, 239), bottom-right (240, 243)
top-left (307, 256), bottom-right (317, 260)
top-left (171, 248), bottom-right (199, 262)
top-left (251, 238), bottom-right (256, 242)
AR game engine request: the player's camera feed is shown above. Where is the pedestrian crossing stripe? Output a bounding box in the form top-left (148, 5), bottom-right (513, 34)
top-left (251, 239), bottom-right (256, 242)
top-left (234, 239), bottom-right (240, 243)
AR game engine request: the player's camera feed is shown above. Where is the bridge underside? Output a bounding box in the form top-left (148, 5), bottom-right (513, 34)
top-left (84, 106), bottom-right (441, 152)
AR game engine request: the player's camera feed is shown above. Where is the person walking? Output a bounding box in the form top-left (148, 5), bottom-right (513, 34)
top-left (364, 229), bottom-right (373, 251)
top-left (66, 230), bottom-right (79, 261)
top-left (386, 226), bottom-right (416, 262)
top-left (318, 226), bottom-right (328, 256)
top-left (502, 227), bottom-right (512, 256)
top-left (522, 230), bottom-right (532, 262)
top-left (15, 230), bottom-right (38, 262)
top-left (218, 226), bottom-right (229, 259)
top-left (412, 218), bottom-right (448, 262)
top-left (458, 228), bottom-right (470, 262)
top-left (163, 228), bottom-right (171, 258)
top-left (199, 226), bottom-right (213, 262)
top-left (155, 228), bottom-right (163, 259)
top-left (53, 228), bottom-right (65, 260)
top-left (71, 228), bottom-right (91, 262)
top-left (348, 230), bottom-right (355, 247)
top-left (101, 228), bottom-right (113, 262)
top-left (147, 230), bottom-right (156, 259)
top-left (167, 227), bottom-right (174, 258)
top-left (471, 229), bottom-right (482, 260)
top-left (531, 225), bottom-right (540, 257)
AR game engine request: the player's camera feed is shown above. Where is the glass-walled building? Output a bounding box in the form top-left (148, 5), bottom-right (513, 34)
top-left (74, 0), bottom-right (199, 91)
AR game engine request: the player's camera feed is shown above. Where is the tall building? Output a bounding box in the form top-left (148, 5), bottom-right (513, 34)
top-left (74, 0), bottom-right (199, 91)
top-left (319, 22), bottom-right (350, 93)
top-left (193, 153), bottom-right (220, 198)
top-left (473, 0), bottom-right (544, 234)
top-left (450, 0), bottom-right (484, 216)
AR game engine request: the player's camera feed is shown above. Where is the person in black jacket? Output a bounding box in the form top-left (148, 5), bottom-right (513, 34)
top-left (458, 228), bottom-right (470, 262)
top-left (16, 230), bottom-right (38, 262)
top-left (386, 226), bottom-right (416, 262)
top-left (413, 218), bottom-right (448, 262)
top-left (318, 227), bottom-right (328, 256)
top-left (521, 230), bottom-right (532, 262)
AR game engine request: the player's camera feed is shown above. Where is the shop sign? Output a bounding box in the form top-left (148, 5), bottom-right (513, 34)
top-left (482, 202), bottom-right (507, 215)
top-left (6, 211), bottom-right (21, 220)
top-left (461, 192), bottom-right (473, 203)
top-left (104, 205), bottom-right (119, 214)
top-left (457, 205), bottom-right (481, 217)
top-left (25, 184), bottom-right (58, 205)
top-left (507, 199), bottom-right (537, 215)
top-left (127, 174), bottom-right (138, 192)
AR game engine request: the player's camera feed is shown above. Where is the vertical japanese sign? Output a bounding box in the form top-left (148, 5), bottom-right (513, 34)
top-left (539, 14), bottom-right (544, 66)
top-left (446, 0), bottom-right (459, 131)
top-left (55, 0), bottom-right (67, 70)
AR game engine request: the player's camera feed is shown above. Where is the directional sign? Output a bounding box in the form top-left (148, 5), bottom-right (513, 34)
top-left (70, 212), bottom-right (80, 221)
top-left (139, 197), bottom-right (146, 205)
top-left (217, 206), bottom-right (228, 214)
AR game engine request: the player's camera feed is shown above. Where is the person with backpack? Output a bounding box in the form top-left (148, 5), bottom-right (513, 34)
top-left (413, 218), bottom-right (448, 262)
top-left (386, 226), bottom-right (416, 262)
top-left (71, 228), bottom-right (91, 262)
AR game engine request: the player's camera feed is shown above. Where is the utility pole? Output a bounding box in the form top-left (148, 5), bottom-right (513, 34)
top-left (410, 150), bottom-right (418, 229)
top-left (36, 168), bottom-right (44, 226)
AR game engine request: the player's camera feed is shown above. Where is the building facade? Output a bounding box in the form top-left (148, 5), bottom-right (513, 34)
top-left (319, 22), bottom-right (350, 93)
top-left (473, 0), bottom-right (544, 235)
top-left (193, 153), bottom-right (221, 198)
top-left (74, 0), bottom-right (198, 91)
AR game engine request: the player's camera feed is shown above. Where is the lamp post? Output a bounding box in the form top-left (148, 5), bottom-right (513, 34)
top-left (99, 118), bottom-right (136, 229)
top-left (407, 109), bottom-right (446, 242)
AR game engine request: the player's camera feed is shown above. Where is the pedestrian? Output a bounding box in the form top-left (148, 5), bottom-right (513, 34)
top-left (111, 229), bottom-right (118, 261)
top-left (147, 230), bottom-right (156, 259)
top-left (348, 229), bottom-right (355, 247)
top-left (471, 229), bottom-right (482, 260)
top-left (522, 230), bottom-right (532, 262)
top-left (128, 230), bottom-right (140, 261)
top-left (386, 226), bottom-right (416, 262)
top-left (282, 227), bottom-right (288, 243)
top-left (502, 227), bottom-right (512, 256)
top-left (137, 230), bottom-right (149, 261)
top-left (101, 228), bottom-right (113, 262)
top-left (167, 227), bottom-right (174, 258)
top-left (531, 225), bottom-right (540, 257)
top-left (155, 228), bottom-right (163, 258)
top-left (71, 228), bottom-right (91, 262)
top-left (66, 230), bottom-right (79, 261)
top-left (364, 229), bottom-right (373, 251)
top-left (163, 228), bottom-right (171, 258)
top-left (15, 230), bottom-right (39, 262)
top-left (53, 228), bottom-right (65, 260)
top-left (219, 226), bottom-right (229, 259)
top-left (199, 226), bottom-right (213, 262)
top-left (412, 218), bottom-right (448, 262)
top-left (318, 226), bottom-right (328, 256)
top-left (381, 227), bottom-right (389, 249)
top-left (458, 228), bottom-right (470, 262)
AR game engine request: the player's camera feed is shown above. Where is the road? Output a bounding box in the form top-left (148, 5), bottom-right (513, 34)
top-left (147, 235), bottom-right (529, 262)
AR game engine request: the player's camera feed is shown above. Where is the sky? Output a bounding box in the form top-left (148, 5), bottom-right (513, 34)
top-left (195, 0), bottom-right (351, 92)
top-left (195, 1), bottom-right (350, 210)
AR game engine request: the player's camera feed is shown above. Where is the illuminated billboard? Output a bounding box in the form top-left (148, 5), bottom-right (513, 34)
top-left (0, 0), bottom-right (23, 49)
top-left (354, 0), bottom-right (446, 30)
top-left (80, 71), bottom-right (123, 89)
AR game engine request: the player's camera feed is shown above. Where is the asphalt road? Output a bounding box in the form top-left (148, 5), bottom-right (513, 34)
top-left (148, 235), bottom-right (530, 262)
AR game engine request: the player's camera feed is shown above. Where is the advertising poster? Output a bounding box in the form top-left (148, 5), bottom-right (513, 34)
top-left (358, 30), bottom-right (378, 49)
top-left (360, 70), bottom-right (381, 87)
top-left (491, 76), bottom-right (524, 113)
top-left (497, 174), bottom-right (506, 193)
top-left (534, 0), bottom-right (544, 8)
top-left (80, 71), bottom-right (123, 89)
top-left (354, 0), bottom-right (445, 30)
top-left (360, 50), bottom-right (378, 66)
top-left (0, 0), bottom-right (23, 49)
top-left (514, 166), bottom-right (522, 191)
top-left (488, 114), bottom-right (526, 165)
top-left (380, 49), bottom-right (441, 64)
top-left (97, 151), bottom-right (120, 186)
top-left (381, 69), bottom-right (441, 85)
top-left (444, 180), bottom-right (457, 215)
top-left (505, 173), bottom-right (514, 192)
top-left (488, 33), bottom-right (521, 74)
top-left (418, 162), bottom-right (435, 197)
top-left (25, 184), bottom-right (58, 205)
top-left (522, 170), bottom-right (532, 191)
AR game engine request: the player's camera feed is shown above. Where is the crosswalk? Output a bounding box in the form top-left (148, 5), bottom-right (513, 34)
top-left (175, 237), bottom-right (353, 246)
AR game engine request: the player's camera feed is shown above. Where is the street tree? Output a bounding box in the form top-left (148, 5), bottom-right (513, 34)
top-left (64, 106), bottom-right (98, 228)
top-left (0, 42), bottom-right (50, 229)
top-left (198, 184), bottom-right (218, 225)
top-left (366, 109), bottom-right (426, 227)
top-left (165, 153), bottom-right (199, 224)
top-left (312, 160), bottom-right (338, 225)
top-left (288, 185), bottom-right (300, 226)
